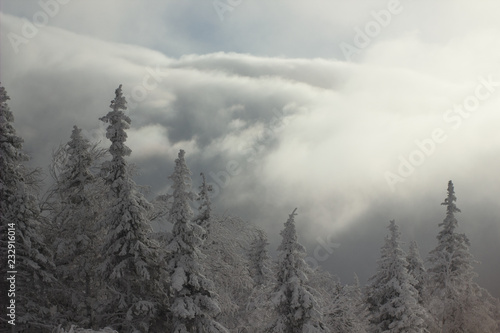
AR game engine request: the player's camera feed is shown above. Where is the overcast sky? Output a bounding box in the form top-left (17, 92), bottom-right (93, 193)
top-left (1, 0), bottom-right (499, 296)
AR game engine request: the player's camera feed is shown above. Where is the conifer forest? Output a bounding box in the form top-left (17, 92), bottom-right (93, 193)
top-left (1, 84), bottom-right (499, 332)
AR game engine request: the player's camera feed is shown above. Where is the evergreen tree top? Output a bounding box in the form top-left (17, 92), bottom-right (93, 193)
top-left (441, 180), bottom-right (461, 215)
top-left (109, 84), bottom-right (127, 112)
top-left (169, 149), bottom-right (192, 183)
top-left (278, 208), bottom-right (305, 254)
top-left (388, 219), bottom-right (399, 241)
top-left (66, 126), bottom-right (92, 167)
top-left (168, 149), bottom-right (195, 226)
top-left (436, 180), bottom-right (462, 244)
top-left (56, 125), bottom-right (95, 203)
top-left (381, 220), bottom-right (404, 260)
top-left (69, 125), bottom-right (89, 148)
top-left (99, 84), bottom-right (131, 159)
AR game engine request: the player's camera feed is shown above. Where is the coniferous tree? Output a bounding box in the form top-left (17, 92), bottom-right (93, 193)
top-left (427, 181), bottom-right (498, 332)
top-left (98, 85), bottom-right (167, 332)
top-left (166, 149), bottom-right (228, 333)
top-left (366, 220), bottom-right (427, 333)
top-left (267, 208), bottom-right (327, 333)
top-left (47, 125), bottom-right (108, 328)
top-left (244, 228), bottom-right (275, 331)
top-left (0, 84), bottom-right (56, 331)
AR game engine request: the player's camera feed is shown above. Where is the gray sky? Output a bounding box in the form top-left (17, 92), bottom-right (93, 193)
top-left (1, 0), bottom-right (499, 296)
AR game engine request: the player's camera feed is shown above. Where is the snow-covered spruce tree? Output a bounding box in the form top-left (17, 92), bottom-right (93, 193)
top-left (47, 125), bottom-right (109, 328)
top-left (267, 208), bottom-right (327, 333)
top-left (245, 228), bottom-right (275, 331)
top-left (166, 149), bottom-right (228, 333)
top-left (0, 84), bottom-right (56, 331)
top-left (427, 181), bottom-right (498, 333)
top-left (406, 240), bottom-right (428, 307)
top-left (365, 220), bottom-right (427, 333)
top-left (98, 85), bottom-right (167, 332)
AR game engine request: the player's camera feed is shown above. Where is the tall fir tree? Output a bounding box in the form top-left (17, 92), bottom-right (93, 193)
top-left (166, 149), bottom-right (228, 333)
top-left (427, 181), bottom-right (498, 332)
top-left (98, 85), bottom-right (167, 332)
top-left (237, 228), bottom-right (274, 331)
top-left (268, 208), bottom-right (327, 333)
top-left (48, 125), bottom-right (108, 328)
top-left (0, 84), bottom-right (56, 331)
top-left (366, 220), bottom-right (427, 333)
